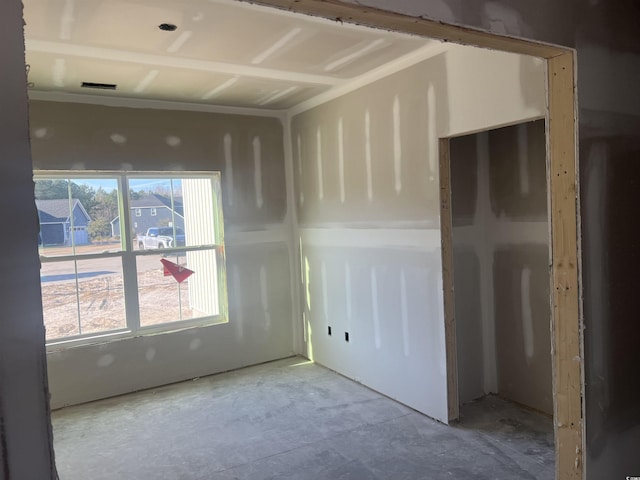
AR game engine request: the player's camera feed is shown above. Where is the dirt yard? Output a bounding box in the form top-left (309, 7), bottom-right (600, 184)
top-left (42, 265), bottom-right (198, 341)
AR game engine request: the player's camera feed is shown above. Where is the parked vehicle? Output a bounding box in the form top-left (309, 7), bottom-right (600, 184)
top-left (137, 227), bottom-right (185, 249)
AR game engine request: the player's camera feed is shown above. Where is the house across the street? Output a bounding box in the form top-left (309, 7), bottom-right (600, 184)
top-left (111, 193), bottom-right (184, 238)
top-left (36, 198), bottom-right (91, 246)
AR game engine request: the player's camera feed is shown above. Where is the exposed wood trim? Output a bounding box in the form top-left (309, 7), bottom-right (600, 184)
top-left (438, 138), bottom-right (459, 423)
top-left (245, 0), bottom-right (564, 58)
top-left (547, 51), bottom-right (583, 480)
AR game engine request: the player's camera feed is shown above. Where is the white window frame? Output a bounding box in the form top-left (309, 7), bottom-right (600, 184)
top-left (150, 207), bottom-right (157, 216)
top-left (135, 208), bottom-right (142, 217)
top-left (36, 170), bottom-right (228, 349)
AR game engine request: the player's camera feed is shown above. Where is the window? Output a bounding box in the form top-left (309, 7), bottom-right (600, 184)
top-left (135, 208), bottom-right (142, 217)
top-left (150, 207), bottom-right (157, 216)
top-left (35, 172), bottom-right (227, 345)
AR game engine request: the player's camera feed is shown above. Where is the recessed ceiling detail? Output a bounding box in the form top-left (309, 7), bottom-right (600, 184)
top-left (23, 0), bottom-right (437, 110)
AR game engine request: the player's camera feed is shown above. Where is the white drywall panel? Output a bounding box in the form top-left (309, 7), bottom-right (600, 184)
top-left (441, 44), bottom-right (546, 137)
top-left (290, 45), bottom-right (545, 423)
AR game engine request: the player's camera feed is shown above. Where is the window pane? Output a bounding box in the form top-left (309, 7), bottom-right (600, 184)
top-left (137, 253), bottom-right (185, 326)
top-left (129, 176), bottom-right (219, 249)
top-left (137, 250), bottom-right (219, 327)
top-left (128, 178), bottom-right (184, 248)
top-left (40, 257), bottom-right (126, 340)
top-left (76, 258), bottom-right (126, 335)
top-left (35, 178), bottom-right (122, 257)
top-left (41, 260), bottom-right (80, 340)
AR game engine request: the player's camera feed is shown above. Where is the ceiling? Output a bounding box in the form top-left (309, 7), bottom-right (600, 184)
top-left (23, 0), bottom-right (437, 110)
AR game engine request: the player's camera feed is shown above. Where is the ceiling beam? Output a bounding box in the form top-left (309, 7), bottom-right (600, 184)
top-left (26, 39), bottom-right (344, 87)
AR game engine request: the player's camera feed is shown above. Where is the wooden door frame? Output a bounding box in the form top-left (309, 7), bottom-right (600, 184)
top-left (243, 1), bottom-right (582, 479)
top-left (439, 53), bottom-right (581, 480)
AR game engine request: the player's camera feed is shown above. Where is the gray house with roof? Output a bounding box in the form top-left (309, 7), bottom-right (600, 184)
top-left (36, 198), bottom-right (91, 246)
top-left (111, 193), bottom-right (184, 238)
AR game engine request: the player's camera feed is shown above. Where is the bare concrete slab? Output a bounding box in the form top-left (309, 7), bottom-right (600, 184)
top-left (51, 357), bottom-right (553, 479)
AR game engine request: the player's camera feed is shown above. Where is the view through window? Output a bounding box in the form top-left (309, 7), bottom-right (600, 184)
top-left (35, 172), bottom-right (227, 343)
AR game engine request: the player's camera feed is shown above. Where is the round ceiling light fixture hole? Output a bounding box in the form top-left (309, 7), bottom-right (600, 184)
top-left (159, 23), bottom-right (178, 32)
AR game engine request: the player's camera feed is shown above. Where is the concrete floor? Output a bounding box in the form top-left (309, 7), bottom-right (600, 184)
top-left (52, 357), bottom-right (554, 479)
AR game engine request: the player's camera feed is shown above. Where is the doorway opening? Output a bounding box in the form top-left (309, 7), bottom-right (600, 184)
top-left (447, 120), bottom-right (552, 415)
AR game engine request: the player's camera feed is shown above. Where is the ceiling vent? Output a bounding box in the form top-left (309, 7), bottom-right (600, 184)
top-left (81, 82), bottom-right (117, 90)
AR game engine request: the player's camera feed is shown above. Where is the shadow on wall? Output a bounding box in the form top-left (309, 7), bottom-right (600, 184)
top-left (581, 137), bottom-right (640, 478)
top-left (450, 120), bottom-right (551, 415)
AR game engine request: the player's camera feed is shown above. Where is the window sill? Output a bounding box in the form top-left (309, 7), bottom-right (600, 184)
top-left (45, 315), bottom-right (228, 352)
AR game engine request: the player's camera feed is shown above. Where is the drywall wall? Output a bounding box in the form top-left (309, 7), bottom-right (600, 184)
top-left (290, 44), bottom-right (545, 423)
top-left (450, 120), bottom-right (552, 415)
top-left (29, 100), bottom-right (294, 408)
top-left (0, 1), bottom-right (57, 478)
top-left (326, 3), bottom-right (640, 476)
top-left (333, 2), bottom-right (640, 475)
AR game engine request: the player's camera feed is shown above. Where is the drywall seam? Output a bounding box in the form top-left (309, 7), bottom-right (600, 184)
top-left (224, 228), bottom-right (290, 245)
top-left (283, 115), bottom-right (305, 355)
top-left (298, 228), bottom-right (442, 249)
top-left (28, 90), bottom-right (288, 120)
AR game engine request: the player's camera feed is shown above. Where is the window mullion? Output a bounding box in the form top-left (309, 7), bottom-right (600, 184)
top-left (212, 177), bottom-right (228, 320)
top-left (119, 174), bottom-right (141, 331)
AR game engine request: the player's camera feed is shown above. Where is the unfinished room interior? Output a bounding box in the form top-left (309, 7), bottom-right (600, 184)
top-left (1, 0), bottom-right (639, 479)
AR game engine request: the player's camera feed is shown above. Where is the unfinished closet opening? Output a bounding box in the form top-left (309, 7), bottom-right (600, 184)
top-left (446, 120), bottom-right (553, 419)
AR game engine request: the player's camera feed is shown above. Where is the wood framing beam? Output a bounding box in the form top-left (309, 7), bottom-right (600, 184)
top-left (245, 0), bottom-right (562, 58)
top-left (438, 138), bottom-right (459, 423)
top-left (548, 51), bottom-right (583, 480)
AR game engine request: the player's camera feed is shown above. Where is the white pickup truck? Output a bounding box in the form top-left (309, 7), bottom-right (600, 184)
top-left (137, 227), bottom-right (185, 249)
